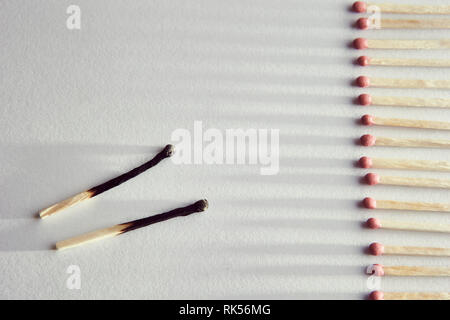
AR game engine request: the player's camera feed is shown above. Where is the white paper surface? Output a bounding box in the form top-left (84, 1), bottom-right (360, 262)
top-left (1, 0), bottom-right (449, 299)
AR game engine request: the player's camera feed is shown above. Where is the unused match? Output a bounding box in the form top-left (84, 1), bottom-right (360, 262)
top-left (363, 197), bottom-right (450, 213)
top-left (55, 199), bottom-right (208, 250)
top-left (353, 38), bottom-right (450, 50)
top-left (364, 172), bottom-right (450, 189)
top-left (357, 17), bottom-right (450, 30)
top-left (356, 76), bottom-right (450, 89)
top-left (357, 56), bottom-right (450, 68)
top-left (353, 2), bottom-right (450, 15)
top-left (370, 291), bottom-right (450, 300)
top-left (359, 157), bottom-right (450, 172)
top-left (39, 144), bottom-right (174, 219)
top-left (367, 264), bottom-right (450, 277)
top-left (358, 94), bottom-right (450, 109)
top-left (360, 134), bottom-right (450, 148)
top-left (368, 242), bottom-right (450, 257)
top-left (366, 217), bottom-right (450, 233)
top-left (361, 114), bottom-right (450, 131)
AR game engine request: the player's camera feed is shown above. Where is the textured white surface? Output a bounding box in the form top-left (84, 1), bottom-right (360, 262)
top-left (1, 0), bottom-right (449, 299)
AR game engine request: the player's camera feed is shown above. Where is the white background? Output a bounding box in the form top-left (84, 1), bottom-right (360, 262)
top-left (1, 0), bottom-right (449, 299)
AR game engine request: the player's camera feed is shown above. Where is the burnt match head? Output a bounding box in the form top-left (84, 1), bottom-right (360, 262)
top-left (193, 199), bottom-right (209, 212)
top-left (162, 144), bottom-right (175, 158)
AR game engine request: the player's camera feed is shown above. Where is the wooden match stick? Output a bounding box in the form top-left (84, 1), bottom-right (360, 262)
top-left (368, 242), bottom-right (450, 257)
top-left (39, 144), bottom-right (174, 219)
top-left (360, 134), bottom-right (450, 149)
top-left (367, 264), bottom-right (450, 277)
top-left (361, 114), bottom-right (450, 131)
top-left (55, 199), bottom-right (208, 250)
top-left (357, 56), bottom-right (450, 68)
top-left (353, 2), bottom-right (450, 15)
top-left (359, 157), bottom-right (450, 172)
top-left (357, 17), bottom-right (450, 30)
top-left (365, 172), bottom-right (450, 189)
top-left (358, 94), bottom-right (450, 109)
top-left (370, 291), bottom-right (450, 300)
top-left (363, 197), bottom-right (450, 213)
top-left (366, 217), bottom-right (450, 233)
top-left (356, 76), bottom-right (450, 89)
top-left (353, 38), bottom-right (450, 50)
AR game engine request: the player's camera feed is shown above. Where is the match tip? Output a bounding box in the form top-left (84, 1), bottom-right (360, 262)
top-left (359, 156), bottom-right (373, 169)
top-left (369, 264), bottom-right (385, 276)
top-left (361, 114), bottom-right (374, 126)
top-left (353, 38), bottom-right (368, 50)
top-left (357, 56), bottom-right (370, 67)
top-left (360, 134), bottom-right (376, 147)
top-left (162, 144), bottom-right (175, 157)
top-left (369, 290), bottom-right (384, 300)
top-left (356, 76), bottom-right (370, 88)
top-left (352, 1), bottom-right (367, 13)
top-left (357, 17), bottom-right (369, 30)
top-left (358, 93), bottom-right (372, 106)
top-left (366, 217), bottom-right (381, 230)
top-left (368, 242), bottom-right (384, 256)
top-left (194, 199), bottom-right (209, 212)
top-left (365, 173), bottom-right (380, 185)
top-left (363, 197), bottom-right (376, 209)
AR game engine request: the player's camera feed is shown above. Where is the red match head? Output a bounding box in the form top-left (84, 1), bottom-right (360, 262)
top-left (366, 217), bottom-right (381, 230)
top-left (369, 291), bottom-right (384, 300)
top-left (353, 38), bottom-right (368, 50)
top-left (359, 156), bottom-right (373, 169)
top-left (368, 242), bottom-right (384, 256)
top-left (361, 114), bottom-right (374, 126)
top-left (356, 76), bottom-right (370, 88)
top-left (352, 1), bottom-right (367, 13)
top-left (357, 56), bottom-right (371, 67)
top-left (358, 93), bottom-right (372, 106)
top-left (357, 17), bottom-right (370, 30)
top-left (360, 134), bottom-right (376, 147)
top-left (365, 173), bottom-right (380, 185)
top-left (369, 264), bottom-right (385, 276)
top-left (363, 197), bottom-right (376, 209)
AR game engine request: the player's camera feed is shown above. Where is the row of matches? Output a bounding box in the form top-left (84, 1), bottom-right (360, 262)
top-left (37, 145), bottom-right (208, 250)
top-left (352, 1), bottom-right (450, 300)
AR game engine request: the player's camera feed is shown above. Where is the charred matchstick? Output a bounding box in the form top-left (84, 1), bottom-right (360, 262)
top-left (55, 199), bottom-right (208, 250)
top-left (39, 144), bottom-right (174, 219)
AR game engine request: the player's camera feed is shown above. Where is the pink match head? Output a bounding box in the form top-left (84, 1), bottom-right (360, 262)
top-left (359, 156), bottom-right (373, 169)
top-left (369, 264), bottom-right (385, 276)
top-left (369, 242), bottom-right (384, 256)
top-left (357, 17), bottom-right (370, 30)
top-left (352, 1), bottom-right (367, 13)
top-left (357, 56), bottom-right (371, 67)
top-left (358, 93), bottom-right (372, 106)
top-left (366, 217), bottom-right (381, 230)
top-left (363, 197), bottom-right (376, 209)
top-left (365, 173), bottom-right (380, 185)
top-left (356, 76), bottom-right (370, 88)
top-left (369, 291), bottom-right (384, 300)
top-left (353, 38), bottom-right (368, 50)
top-left (361, 114), bottom-right (374, 126)
top-left (360, 134), bottom-right (376, 147)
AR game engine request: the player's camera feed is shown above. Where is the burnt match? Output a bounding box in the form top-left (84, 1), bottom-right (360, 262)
top-left (55, 199), bottom-right (208, 250)
top-left (39, 144), bottom-right (175, 219)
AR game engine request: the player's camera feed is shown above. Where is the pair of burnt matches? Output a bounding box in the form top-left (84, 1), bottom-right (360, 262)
top-left (370, 291), bottom-right (450, 300)
top-left (367, 264), bottom-right (450, 277)
top-left (368, 242), bottom-right (450, 257)
top-left (40, 144), bottom-right (175, 219)
top-left (356, 76), bottom-right (450, 89)
top-left (358, 94), bottom-right (450, 109)
top-left (360, 134), bottom-right (450, 149)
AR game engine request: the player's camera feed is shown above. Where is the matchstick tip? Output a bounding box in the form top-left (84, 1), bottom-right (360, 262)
top-left (369, 242), bottom-right (384, 256)
top-left (358, 93), bottom-right (372, 106)
top-left (353, 38), bottom-right (368, 50)
top-left (369, 290), bottom-right (384, 300)
top-left (162, 144), bottom-right (175, 157)
top-left (357, 17), bottom-right (369, 30)
top-left (363, 197), bottom-right (376, 209)
top-left (366, 218), bottom-right (381, 230)
top-left (368, 264), bottom-right (385, 276)
top-left (359, 156), bottom-right (373, 169)
top-left (361, 114), bottom-right (374, 126)
top-left (365, 173), bottom-right (380, 185)
top-left (357, 56), bottom-right (370, 67)
top-left (352, 1), bottom-right (367, 13)
top-left (194, 199), bottom-right (209, 212)
top-left (360, 134), bottom-right (376, 147)
top-left (356, 76), bottom-right (370, 88)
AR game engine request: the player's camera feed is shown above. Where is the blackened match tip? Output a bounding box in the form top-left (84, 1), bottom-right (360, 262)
top-left (163, 144), bottom-right (175, 157)
top-left (195, 199), bottom-right (209, 212)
